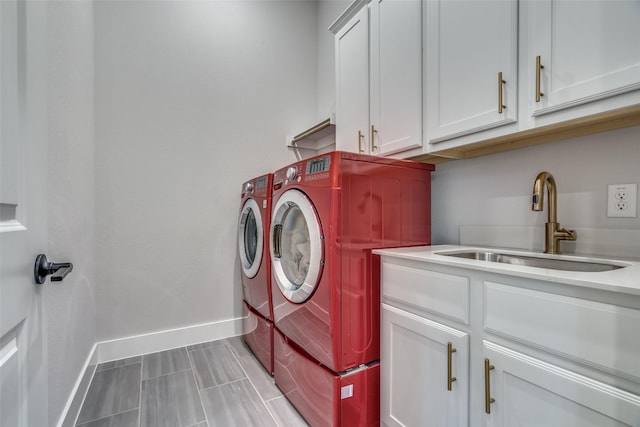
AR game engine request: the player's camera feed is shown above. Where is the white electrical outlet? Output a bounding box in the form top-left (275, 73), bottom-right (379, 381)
top-left (607, 183), bottom-right (637, 218)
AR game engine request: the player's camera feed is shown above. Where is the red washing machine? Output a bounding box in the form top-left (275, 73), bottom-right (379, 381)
top-left (269, 151), bottom-right (435, 426)
top-left (238, 173), bottom-right (274, 374)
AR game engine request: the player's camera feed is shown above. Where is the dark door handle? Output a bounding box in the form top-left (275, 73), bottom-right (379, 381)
top-left (34, 254), bottom-right (73, 285)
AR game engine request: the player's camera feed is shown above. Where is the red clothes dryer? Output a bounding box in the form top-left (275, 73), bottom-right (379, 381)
top-left (269, 152), bottom-right (434, 426)
top-left (238, 173), bottom-right (274, 374)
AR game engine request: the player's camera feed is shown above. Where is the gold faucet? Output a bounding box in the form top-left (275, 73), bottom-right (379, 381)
top-left (532, 171), bottom-right (577, 254)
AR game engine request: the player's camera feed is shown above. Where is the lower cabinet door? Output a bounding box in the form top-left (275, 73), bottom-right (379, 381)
top-left (482, 340), bottom-right (640, 427)
top-left (381, 303), bottom-right (469, 426)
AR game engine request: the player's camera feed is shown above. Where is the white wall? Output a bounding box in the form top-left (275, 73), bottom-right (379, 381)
top-left (46, 1), bottom-right (96, 425)
top-left (94, 1), bottom-right (318, 342)
top-left (431, 126), bottom-right (640, 258)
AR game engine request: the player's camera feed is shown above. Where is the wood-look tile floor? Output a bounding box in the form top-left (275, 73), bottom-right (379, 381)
top-left (75, 337), bottom-right (309, 427)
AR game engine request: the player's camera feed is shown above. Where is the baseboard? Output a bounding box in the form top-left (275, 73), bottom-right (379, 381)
top-left (93, 316), bottom-right (244, 364)
top-left (57, 343), bottom-right (97, 427)
top-left (56, 316), bottom-right (244, 427)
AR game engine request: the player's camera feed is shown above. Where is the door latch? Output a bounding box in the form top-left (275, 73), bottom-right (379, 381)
top-left (33, 254), bottom-right (73, 285)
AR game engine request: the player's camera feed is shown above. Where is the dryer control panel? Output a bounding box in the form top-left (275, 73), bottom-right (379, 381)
top-left (274, 154), bottom-right (334, 190)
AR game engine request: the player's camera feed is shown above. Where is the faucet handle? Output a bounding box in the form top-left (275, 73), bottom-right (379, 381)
top-left (555, 227), bottom-right (577, 241)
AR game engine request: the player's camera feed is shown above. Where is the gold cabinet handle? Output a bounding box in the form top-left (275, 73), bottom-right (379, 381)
top-left (484, 358), bottom-right (495, 414)
top-left (447, 342), bottom-right (457, 391)
top-left (535, 55), bottom-right (545, 102)
top-left (498, 72), bottom-right (506, 114)
top-left (357, 130), bottom-right (365, 153)
top-left (370, 125), bottom-right (378, 153)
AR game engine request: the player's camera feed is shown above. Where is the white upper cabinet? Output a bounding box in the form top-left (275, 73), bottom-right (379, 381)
top-left (425, 0), bottom-right (518, 144)
top-left (527, 0), bottom-right (640, 121)
top-left (406, 0), bottom-right (640, 159)
top-left (335, 6), bottom-right (370, 154)
top-left (370, 0), bottom-right (423, 155)
top-left (333, 0), bottom-right (423, 156)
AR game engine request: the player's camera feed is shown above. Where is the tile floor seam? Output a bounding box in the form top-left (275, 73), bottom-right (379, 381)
top-left (141, 365), bottom-right (194, 382)
top-left (186, 344), bottom-right (211, 427)
top-left (196, 376), bottom-right (248, 392)
top-left (263, 394), bottom-right (282, 403)
top-left (226, 339), bottom-right (281, 426)
top-left (137, 354), bottom-right (144, 427)
top-left (75, 407), bottom-right (140, 427)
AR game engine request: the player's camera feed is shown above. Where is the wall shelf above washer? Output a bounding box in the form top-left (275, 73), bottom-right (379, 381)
top-left (287, 117), bottom-right (336, 152)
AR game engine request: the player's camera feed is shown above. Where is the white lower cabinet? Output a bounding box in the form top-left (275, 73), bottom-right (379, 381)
top-left (381, 303), bottom-right (469, 427)
top-left (378, 255), bottom-right (640, 426)
top-left (483, 341), bottom-right (640, 427)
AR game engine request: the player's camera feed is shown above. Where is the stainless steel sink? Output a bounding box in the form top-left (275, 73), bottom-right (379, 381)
top-left (436, 250), bottom-right (625, 272)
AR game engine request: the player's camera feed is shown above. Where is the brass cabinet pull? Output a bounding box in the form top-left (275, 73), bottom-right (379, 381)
top-left (357, 130), bottom-right (365, 153)
top-left (498, 72), bottom-right (506, 113)
top-left (535, 55), bottom-right (545, 102)
top-left (447, 342), bottom-right (457, 391)
top-left (370, 125), bottom-right (378, 153)
top-left (484, 358), bottom-right (495, 414)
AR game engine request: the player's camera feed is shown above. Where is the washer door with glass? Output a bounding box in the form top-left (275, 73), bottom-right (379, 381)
top-left (270, 189), bottom-right (323, 303)
top-left (238, 198), bottom-right (263, 278)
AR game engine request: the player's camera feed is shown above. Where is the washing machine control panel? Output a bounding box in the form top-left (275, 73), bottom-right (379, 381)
top-left (243, 182), bottom-right (254, 194)
top-left (286, 166), bottom-right (298, 181)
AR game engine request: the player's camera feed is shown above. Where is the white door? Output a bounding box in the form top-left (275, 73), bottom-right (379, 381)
top-left (270, 189), bottom-right (323, 304)
top-left (381, 303), bottom-right (469, 427)
top-left (1, 1), bottom-right (49, 426)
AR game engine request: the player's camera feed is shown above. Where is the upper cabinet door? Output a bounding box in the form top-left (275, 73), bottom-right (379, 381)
top-left (425, 0), bottom-right (518, 144)
top-left (529, 0), bottom-right (640, 117)
top-left (370, 0), bottom-right (423, 156)
top-left (335, 6), bottom-right (370, 154)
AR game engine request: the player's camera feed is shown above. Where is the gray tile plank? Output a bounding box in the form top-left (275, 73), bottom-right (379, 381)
top-left (200, 379), bottom-right (277, 427)
top-left (76, 363), bottom-right (141, 424)
top-left (237, 354), bottom-right (280, 401)
top-left (189, 344), bottom-right (245, 389)
top-left (187, 340), bottom-right (225, 351)
top-left (265, 396), bottom-right (309, 427)
top-left (185, 423), bottom-right (208, 427)
top-left (97, 356), bottom-right (142, 372)
top-left (225, 336), bottom-right (251, 357)
top-left (142, 347), bottom-right (191, 380)
top-left (140, 369), bottom-right (205, 427)
top-left (76, 409), bottom-right (139, 427)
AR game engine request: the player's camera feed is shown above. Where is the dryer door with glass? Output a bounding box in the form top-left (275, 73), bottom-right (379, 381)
top-left (270, 189), bottom-right (323, 303)
top-left (238, 198), bottom-right (263, 279)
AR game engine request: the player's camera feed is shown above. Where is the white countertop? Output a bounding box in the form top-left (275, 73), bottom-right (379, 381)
top-left (373, 245), bottom-right (640, 296)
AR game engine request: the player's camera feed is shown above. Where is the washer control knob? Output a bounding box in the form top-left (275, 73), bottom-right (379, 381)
top-left (243, 182), bottom-right (254, 194)
top-left (286, 166), bottom-right (298, 181)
